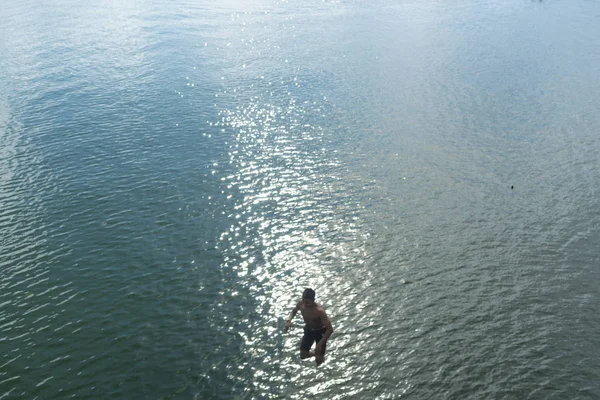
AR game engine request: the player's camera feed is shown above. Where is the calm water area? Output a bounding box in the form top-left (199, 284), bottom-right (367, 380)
top-left (1, 0), bottom-right (600, 398)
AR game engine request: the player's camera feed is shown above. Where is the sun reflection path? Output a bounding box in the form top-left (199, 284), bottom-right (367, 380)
top-left (211, 89), bottom-right (380, 396)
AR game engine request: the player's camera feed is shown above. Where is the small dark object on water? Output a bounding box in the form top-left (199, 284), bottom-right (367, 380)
top-left (511, 185), bottom-right (514, 189)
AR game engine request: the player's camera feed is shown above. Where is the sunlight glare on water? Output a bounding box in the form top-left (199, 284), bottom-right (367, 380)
top-left (211, 74), bottom-right (376, 395)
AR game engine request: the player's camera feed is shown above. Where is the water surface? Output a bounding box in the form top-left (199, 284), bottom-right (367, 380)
top-left (1, 0), bottom-right (600, 398)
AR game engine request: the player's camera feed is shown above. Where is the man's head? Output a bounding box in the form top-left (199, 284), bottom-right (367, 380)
top-left (302, 288), bottom-right (316, 307)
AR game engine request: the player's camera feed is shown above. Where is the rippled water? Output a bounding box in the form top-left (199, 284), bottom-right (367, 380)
top-left (1, 0), bottom-right (600, 398)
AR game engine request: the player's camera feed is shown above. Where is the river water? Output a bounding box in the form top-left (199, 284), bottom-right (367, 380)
top-left (1, 0), bottom-right (599, 398)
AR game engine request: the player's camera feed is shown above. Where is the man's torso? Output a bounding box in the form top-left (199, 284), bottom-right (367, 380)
top-left (300, 303), bottom-right (324, 329)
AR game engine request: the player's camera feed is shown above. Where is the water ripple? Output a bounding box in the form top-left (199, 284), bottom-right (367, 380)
top-left (1, 0), bottom-right (600, 399)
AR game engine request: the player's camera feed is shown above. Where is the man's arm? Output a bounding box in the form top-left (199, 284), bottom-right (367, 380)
top-left (315, 308), bottom-right (334, 351)
top-left (284, 301), bottom-right (301, 332)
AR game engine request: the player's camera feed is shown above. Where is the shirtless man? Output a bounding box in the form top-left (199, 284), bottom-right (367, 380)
top-left (284, 288), bottom-right (334, 366)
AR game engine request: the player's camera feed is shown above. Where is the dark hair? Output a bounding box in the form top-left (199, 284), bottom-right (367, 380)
top-left (302, 288), bottom-right (315, 300)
